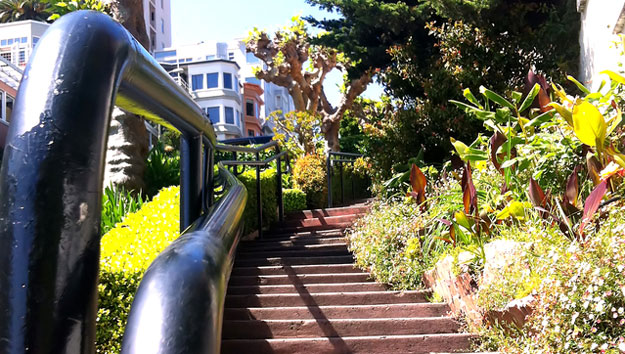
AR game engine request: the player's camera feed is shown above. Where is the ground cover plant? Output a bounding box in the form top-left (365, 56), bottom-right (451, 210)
top-left (346, 69), bottom-right (625, 353)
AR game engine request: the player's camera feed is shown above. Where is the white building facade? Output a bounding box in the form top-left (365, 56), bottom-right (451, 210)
top-left (143, 0), bottom-right (172, 52)
top-left (579, 0), bottom-right (625, 89)
top-left (154, 40), bottom-right (295, 140)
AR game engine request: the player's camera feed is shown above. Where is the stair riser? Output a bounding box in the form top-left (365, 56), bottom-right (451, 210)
top-left (279, 214), bottom-right (362, 228)
top-left (286, 206), bottom-right (370, 220)
top-left (234, 255), bottom-right (354, 267)
top-left (238, 243), bottom-right (347, 252)
top-left (225, 291), bottom-right (430, 308)
top-left (227, 283), bottom-right (385, 295)
top-left (221, 334), bottom-right (475, 354)
top-left (268, 223), bottom-right (352, 235)
top-left (237, 249), bottom-right (350, 259)
top-left (253, 233), bottom-right (345, 243)
top-left (222, 318), bottom-right (460, 339)
top-left (230, 264), bottom-right (362, 276)
top-left (224, 304), bottom-right (451, 320)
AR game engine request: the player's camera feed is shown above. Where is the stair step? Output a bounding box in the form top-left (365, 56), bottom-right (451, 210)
top-left (229, 273), bottom-right (370, 286)
top-left (238, 243), bottom-right (347, 252)
top-left (279, 214), bottom-right (362, 228)
top-left (224, 290), bottom-right (431, 308)
top-left (268, 223), bottom-right (352, 235)
top-left (286, 206), bottom-right (370, 220)
top-left (224, 303), bottom-right (451, 320)
top-left (237, 248), bottom-right (350, 259)
top-left (223, 317), bottom-right (460, 339)
top-left (230, 264), bottom-right (362, 276)
top-left (221, 333), bottom-right (475, 354)
top-left (234, 255), bottom-right (354, 267)
top-left (227, 282), bottom-right (386, 295)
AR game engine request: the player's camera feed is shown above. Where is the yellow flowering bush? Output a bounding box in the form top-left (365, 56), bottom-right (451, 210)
top-left (293, 154), bottom-right (327, 209)
top-left (96, 186), bottom-right (180, 353)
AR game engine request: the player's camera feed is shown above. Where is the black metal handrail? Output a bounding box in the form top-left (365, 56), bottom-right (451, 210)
top-left (219, 141), bottom-right (287, 239)
top-left (327, 151), bottom-right (364, 207)
top-left (0, 11), bottom-right (259, 354)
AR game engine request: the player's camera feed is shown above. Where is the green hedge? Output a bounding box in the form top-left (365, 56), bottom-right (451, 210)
top-left (97, 186), bottom-right (180, 354)
top-left (238, 168), bottom-right (278, 234)
top-left (284, 188), bottom-right (307, 212)
top-left (330, 165), bottom-right (371, 205)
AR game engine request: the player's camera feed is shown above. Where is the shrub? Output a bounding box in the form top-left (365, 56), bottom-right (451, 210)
top-left (100, 185), bottom-right (144, 234)
top-left (283, 188), bottom-right (307, 212)
top-left (347, 200), bottom-right (439, 290)
top-left (97, 186), bottom-right (180, 354)
top-left (144, 141), bottom-right (180, 199)
top-left (238, 167), bottom-right (278, 234)
top-left (293, 154), bottom-right (327, 209)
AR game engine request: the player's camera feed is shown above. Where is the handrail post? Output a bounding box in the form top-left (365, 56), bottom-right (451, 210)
top-left (276, 146), bottom-right (284, 223)
top-left (340, 161), bottom-right (344, 206)
top-left (256, 151), bottom-right (263, 239)
top-left (327, 153), bottom-right (333, 208)
top-left (180, 134), bottom-right (203, 231)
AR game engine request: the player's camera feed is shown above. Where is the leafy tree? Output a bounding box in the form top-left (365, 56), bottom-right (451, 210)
top-left (44, 0), bottom-right (110, 21)
top-left (0, 0), bottom-right (50, 22)
top-left (246, 17), bottom-right (372, 152)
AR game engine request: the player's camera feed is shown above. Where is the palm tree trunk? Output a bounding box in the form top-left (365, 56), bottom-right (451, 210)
top-left (102, 0), bottom-right (151, 192)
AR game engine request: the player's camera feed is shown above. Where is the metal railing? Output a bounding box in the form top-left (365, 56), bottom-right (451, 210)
top-left (217, 140), bottom-right (286, 239)
top-left (0, 11), bottom-right (262, 354)
top-left (327, 151), bottom-right (363, 208)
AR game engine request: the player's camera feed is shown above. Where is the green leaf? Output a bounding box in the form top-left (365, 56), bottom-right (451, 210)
top-left (567, 75), bottom-right (590, 94)
top-left (572, 101), bottom-right (607, 147)
top-left (479, 86), bottom-right (515, 110)
top-left (463, 88), bottom-right (482, 109)
top-left (548, 102), bottom-right (573, 126)
top-left (500, 158), bottom-right (518, 169)
top-left (600, 70), bottom-right (625, 85)
top-left (519, 84), bottom-right (540, 113)
top-left (526, 110), bottom-right (555, 128)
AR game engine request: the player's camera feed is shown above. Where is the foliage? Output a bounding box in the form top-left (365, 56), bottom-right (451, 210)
top-left (100, 184), bottom-right (144, 234)
top-left (283, 188), bottom-right (307, 212)
top-left (144, 141), bottom-right (180, 199)
top-left (238, 167), bottom-right (278, 234)
top-left (292, 154), bottom-right (327, 209)
top-left (347, 200), bottom-right (443, 290)
top-left (97, 186), bottom-right (180, 354)
top-left (0, 0), bottom-right (109, 23)
top-left (43, 0), bottom-right (109, 21)
top-left (246, 16), bottom-right (371, 151)
top-left (271, 110), bottom-right (324, 157)
top-left (330, 162), bottom-right (371, 205)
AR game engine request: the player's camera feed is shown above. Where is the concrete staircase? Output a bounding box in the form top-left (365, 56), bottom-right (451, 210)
top-left (221, 204), bottom-right (476, 354)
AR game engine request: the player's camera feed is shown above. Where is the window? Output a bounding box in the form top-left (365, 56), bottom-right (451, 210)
top-left (20, 37), bottom-right (27, 43)
top-left (0, 52), bottom-right (11, 62)
top-left (161, 19), bottom-right (165, 34)
top-left (276, 95), bottom-right (281, 107)
top-left (233, 76), bottom-right (239, 91)
top-left (248, 129), bottom-right (255, 137)
top-left (206, 107), bottom-right (220, 124)
top-left (18, 50), bottom-right (25, 65)
top-left (154, 50), bottom-right (176, 61)
top-left (206, 55), bottom-right (215, 60)
top-left (255, 102), bottom-right (259, 118)
top-left (32, 37), bottom-right (39, 45)
top-left (225, 107), bottom-right (234, 124)
top-left (191, 74), bottom-right (203, 90)
top-left (228, 52), bottom-right (234, 60)
top-left (0, 40), bottom-right (6, 46)
top-left (223, 73), bottom-right (232, 89)
top-left (150, 11), bottom-right (155, 22)
top-left (246, 99), bottom-right (254, 116)
top-left (161, 0), bottom-right (164, 8)
top-left (7, 39), bottom-right (12, 45)
top-left (235, 110), bottom-right (240, 127)
top-left (206, 73), bottom-right (218, 88)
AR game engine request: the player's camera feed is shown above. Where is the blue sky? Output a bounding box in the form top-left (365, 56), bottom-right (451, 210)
top-left (171, 0), bottom-right (383, 106)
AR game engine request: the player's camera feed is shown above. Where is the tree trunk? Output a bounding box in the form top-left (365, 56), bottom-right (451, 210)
top-left (323, 118), bottom-right (341, 152)
top-left (102, 0), bottom-right (150, 192)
